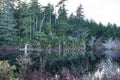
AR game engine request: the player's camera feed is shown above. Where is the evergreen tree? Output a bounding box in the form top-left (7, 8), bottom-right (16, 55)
top-left (29, 0), bottom-right (43, 40)
top-left (56, 4), bottom-right (69, 36)
top-left (43, 3), bottom-right (54, 34)
top-left (56, 2), bottom-right (69, 54)
top-left (69, 4), bottom-right (89, 43)
top-left (0, 0), bottom-right (17, 45)
top-left (0, 0), bottom-right (119, 46)
top-left (76, 4), bottom-right (84, 20)
top-left (17, 2), bottom-right (31, 43)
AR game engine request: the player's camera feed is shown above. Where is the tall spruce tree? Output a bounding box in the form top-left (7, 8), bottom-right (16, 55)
top-left (56, 4), bottom-right (69, 36)
top-left (43, 3), bottom-right (54, 34)
top-left (17, 2), bottom-right (31, 43)
top-left (29, 0), bottom-right (42, 41)
top-left (56, 0), bottom-right (69, 54)
top-left (74, 4), bottom-right (89, 42)
top-left (0, 0), bottom-right (17, 45)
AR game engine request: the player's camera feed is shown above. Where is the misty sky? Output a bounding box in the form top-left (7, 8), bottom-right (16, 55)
top-left (25, 0), bottom-right (120, 26)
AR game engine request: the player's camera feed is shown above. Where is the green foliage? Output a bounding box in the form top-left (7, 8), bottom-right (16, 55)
top-left (56, 3), bottom-right (69, 37)
top-left (0, 0), bottom-right (120, 46)
top-left (0, 0), bottom-right (17, 46)
top-left (0, 60), bottom-right (16, 80)
top-left (16, 54), bottom-right (32, 79)
top-left (89, 20), bottom-right (120, 40)
top-left (44, 52), bottom-right (90, 74)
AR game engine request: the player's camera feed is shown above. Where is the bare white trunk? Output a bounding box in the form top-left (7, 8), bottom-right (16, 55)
top-left (24, 43), bottom-right (28, 56)
top-left (36, 17), bottom-right (38, 31)
top-left (33, 17), bottom-right (35, 38)
top-left (30, 16), bottom-right (32, 40)
top-left (59, 41), bottom-right (61, 54)
top-left (39, 14), bottom-right (45, 32)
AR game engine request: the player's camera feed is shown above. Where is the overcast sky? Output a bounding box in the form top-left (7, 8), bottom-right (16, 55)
top-left (25, 0), bottom-right (120, 26)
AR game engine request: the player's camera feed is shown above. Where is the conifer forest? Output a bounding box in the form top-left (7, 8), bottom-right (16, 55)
top-left (0, 0), bottom-right (120, 80)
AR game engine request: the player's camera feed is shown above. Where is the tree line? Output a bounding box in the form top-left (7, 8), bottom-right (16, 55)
top-left (0, 0), bottom-right (120, 46)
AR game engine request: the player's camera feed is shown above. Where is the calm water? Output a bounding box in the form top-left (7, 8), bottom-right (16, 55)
top-left (0, 49), bottom-right (120, 74)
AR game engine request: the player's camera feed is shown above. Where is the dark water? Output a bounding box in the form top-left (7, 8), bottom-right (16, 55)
top-left (0, 49), bottom-right (120, 74)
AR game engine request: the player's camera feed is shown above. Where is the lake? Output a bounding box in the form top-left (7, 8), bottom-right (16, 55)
top-left (0, 49), bottom-right (120, 79)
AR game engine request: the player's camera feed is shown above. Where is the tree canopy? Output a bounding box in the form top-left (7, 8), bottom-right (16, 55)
top-left (0, 0), bottom-right (120, 46)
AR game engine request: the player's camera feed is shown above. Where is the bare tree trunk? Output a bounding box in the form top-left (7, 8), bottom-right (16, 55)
top-left (33, 17), bottom-right (35, 38)
top-left (61, 42), bottom-right (64, 55)
top-left (49, 13), bottom-right (52, 33)
top-left (31, 16), bottom-right (33, 40)
top-left (59, 41), bottom-right (61, 54)
top-left (39, 14), bottom-right (45, 32)
top-left (36, 17), bottom-right (38, 31)
top-left (59, 41), bottom-right (64, 54)
top-left (30, 16), bottom-right (32, 40)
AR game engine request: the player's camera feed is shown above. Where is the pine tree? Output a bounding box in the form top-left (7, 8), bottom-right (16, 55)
top-left (0, 0), bottom-right (17, 45)
top-left (56, 2), bottom-right (69, 54)
top-left (56, 4), bottom-right (69, 36)
top-left (17, 2), bottom-right (31, 43)
top-left (75, 4), bottom-right (89, 41)
top-left (43, 3), bottom-right (54, 34)
top-left (76, 4), bottom-right (84, 20)
top-left (29, 0), bottom-right (42, 40)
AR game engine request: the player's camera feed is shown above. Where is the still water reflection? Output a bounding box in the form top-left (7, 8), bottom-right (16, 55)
top-left (91, 49), bottom-right (120, 61)
top-left (0, 49), bottom-right (120, 74)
